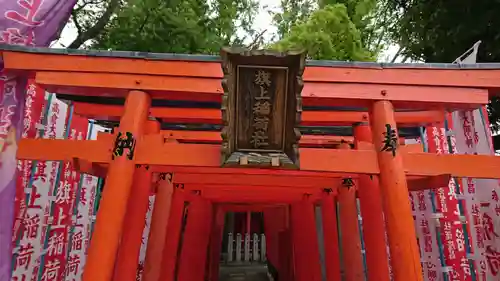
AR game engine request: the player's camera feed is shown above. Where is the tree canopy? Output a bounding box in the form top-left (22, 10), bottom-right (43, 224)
top-left (64, 0), bottom-right (381, 62)
top-left (384, 0), bottom-right (500, 129)
top-left (274, 4), bottom-right (374, 61)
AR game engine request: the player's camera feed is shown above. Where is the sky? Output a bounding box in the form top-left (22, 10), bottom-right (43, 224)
top-left (52, 0), bottom-right (399, 61)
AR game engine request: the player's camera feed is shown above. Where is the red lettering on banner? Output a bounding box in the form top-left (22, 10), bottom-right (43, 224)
top-left (34, 162), bottom-right (47, 182)
top-left (460, 257), bottom-right (471, 276)
top-left (443, 221), bottom-right (457, 259)
top-left (480, 259), bottom-right (488, 277)
top-left (51, 206), bottom-right (67, 230)
top-left (47, 103), bottom-right (59, 139)
top-left (71, 231), bottom-right (83, 251)
top-left (417, 191), bottom-right (426, 211)
top-left (148, 198), bottom-right (153, 211)
top-left (448, 180), bottom-right (458, 201)
top-left (460, 112), bottom-right (474, 148)
top-left (14, 243), bottom-right (34, 270)
top-left (66, 255), bottom-right (80, 276)
top-left (85, 175), bottom-right (93, 185)
top-left (42, 259), bottom-right (61, 281)
top-left (22, 213), bottom-right (39, 239)
top-left (0, 28), bottom-right (34, 46)
top-left (12, 275), bottom-right (26, 281)
top-left (420, 219), bottom-right (433, 252)
top-left (492, 190), bottom-right (499, 202)
top-left (471, 204), bottom-right (485, 248)
top-left (56, 181), bottom-right (71, 204)
top-left (481, 212), bottom-right (499, 241)
top-left (409, 193), bottom-right (415, 211)
top-left (73, 214), bottom-right (84, 229)
top-left (49, 164), bottom-right (57, 187)
top-left (1, 81), bottom-right (17, 103)
top-left (467, 178), bottom-right (475, 194)
top-left (472, 204), bottom-right (481, 225)
top-left (79, 187), bottom-right (87, 206)
top-left (485, 245), bottom-right (500, 276)
top-left (0, 104), bottom-right (15, 139)
top-left (426, 262), bottom-right (438, 281)
top-left (136, 262), bottom-right (144, 281)
top-left (22, 84), bottom-right (34, 136)
top-left (5, 0), bottom-right (45, 26)
top-left (27, 185), bottom-right (42, 209)
top-left (47, 233), bottom-right (65, 256)
top-left (455, 228), bottom-right (465, 252)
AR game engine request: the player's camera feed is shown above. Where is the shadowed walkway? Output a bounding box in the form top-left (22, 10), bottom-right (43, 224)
top-left (219, 264), bottom-right (271, 281)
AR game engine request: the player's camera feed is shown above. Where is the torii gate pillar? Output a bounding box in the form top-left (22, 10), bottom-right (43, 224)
top-left (291, 198), bottom-right (322, 281)
top-left (83, 90), bottom-right (151, 281)
top-left (370, 100), bottom-right (423, 281)
top-left (354, 123), bottom-right (391, 281)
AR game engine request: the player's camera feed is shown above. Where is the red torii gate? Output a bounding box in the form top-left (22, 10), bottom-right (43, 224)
top-left (3, 45), bottom-right (500, 281)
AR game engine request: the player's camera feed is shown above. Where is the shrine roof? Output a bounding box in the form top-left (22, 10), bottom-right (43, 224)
top-left (0, 44), bottom-right (468, 139)
top-left (3, 44), bottom-right (500, 69)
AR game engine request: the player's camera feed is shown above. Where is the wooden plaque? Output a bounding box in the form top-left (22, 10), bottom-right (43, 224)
top-left (220, 47), bottom-right (306, 168)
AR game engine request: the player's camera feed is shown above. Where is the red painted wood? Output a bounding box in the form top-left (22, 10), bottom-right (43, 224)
top-left (159, 188), bottom-right (186, 281)
top-left (278, 228), bottom-right (293, 281)
top-left (291, 199), bottom-right (322, 281)
top-left (177, 196), bottom-right (213, 281)
top-left (209, 207), bottom-right (225, 281)
top-left (320, 192), bottom-right (342, 281)
top-left (113, 167), bottom-right (152, 281)
top-left (354, 124), bottom-right (391, 281)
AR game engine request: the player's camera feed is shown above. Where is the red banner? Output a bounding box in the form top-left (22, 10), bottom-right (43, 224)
top-left (13, 80), bottom-right (46, 246)
top-left (425, 123), bottom-right (471, 281)
top-left (41, 114), bottom-right (89, 281)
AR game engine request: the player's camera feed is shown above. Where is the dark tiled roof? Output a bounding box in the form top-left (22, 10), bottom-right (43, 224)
top-left (3, 44), bottom-right (500, 69)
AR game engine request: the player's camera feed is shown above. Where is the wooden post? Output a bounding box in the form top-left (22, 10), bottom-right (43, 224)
top-left (278, 228), bottom-right (292, 281)
top-left (114, 119), bottom-right (160, 281)
top-left (177, 194), bottom-right (213, 281)
top-left (264, 207), bottom-right (284, 263)
top-left (113, 165), bottom-right (152, 281)
top-left (208, 207), bottom-right (225, 281)
top-left (83, 90), bottom-right (150, 281)
top-left (353, 123), bottom-right (391, 281)
top-left (291, 198), bottom-right (322, 281)
top-left (158, 187), bottom-right (186, 281)
top-left (246, 211), bottom-right (251, 234)
top-left (142, 174), bottom-right (174, 281)
top-left (370, 100), bottom-right (423, 281)
top-left (320, 191), bottom-right (342, 281)
top-left (337, 142), bottom-right (364, 281)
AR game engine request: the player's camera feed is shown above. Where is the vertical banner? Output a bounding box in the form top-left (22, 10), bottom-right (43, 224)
top-left (136, 195), bottom-right (155, 281)
top-left (65, 123), bottom-right (105, 281)
top-left (406, 137), bottom-right (444, 281)
top-left (453, 109), bottom-right (500, 281)
top-left (449, 40), bottom-right (496, 281)
top-left (39, 114), bottom-right (88, 281)
top-left (13, 81), bottom-right (46, 247)
top-left (425, 124), bottom-right (471, 281)
top-left (11, 95), bottom-right (68, 281)
top-left (0, 76), bottom-right (27, 281)
top-left (0, 1), bottom-right (78, 279)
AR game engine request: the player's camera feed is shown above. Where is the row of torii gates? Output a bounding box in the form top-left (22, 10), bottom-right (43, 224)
top-left (4, 45), bottom-right (500, 281)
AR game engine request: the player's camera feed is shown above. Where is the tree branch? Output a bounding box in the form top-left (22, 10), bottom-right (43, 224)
top-left (247, 29), bottom-right (267, 49)
top-left (390, 46), bottom-right (403, 63)
top-left (71, 9), bottom-right (83, 35)
top-left (68, 0), bottom-right (120, 49)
